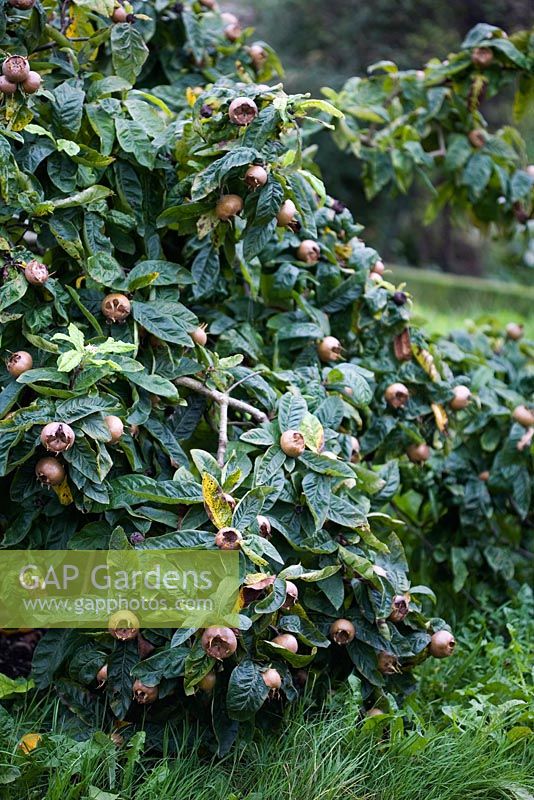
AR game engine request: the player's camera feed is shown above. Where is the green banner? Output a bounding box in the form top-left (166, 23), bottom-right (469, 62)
top-left (0, 550), bottom-right (240, 629)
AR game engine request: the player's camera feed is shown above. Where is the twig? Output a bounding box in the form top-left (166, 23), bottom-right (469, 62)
top-left (175, 376), bottom-right (269, 423)
top-left (217, 397), bottom-right (229, 467)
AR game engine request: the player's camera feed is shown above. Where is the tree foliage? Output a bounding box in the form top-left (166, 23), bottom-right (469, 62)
top-left (0, 0), bottom-right (531, 751)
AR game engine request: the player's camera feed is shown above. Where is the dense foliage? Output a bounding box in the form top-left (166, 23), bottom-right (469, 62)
top-left (327, 23), bottom-right (533, 238)
top-left (0, 0), bottom-right (531, 753)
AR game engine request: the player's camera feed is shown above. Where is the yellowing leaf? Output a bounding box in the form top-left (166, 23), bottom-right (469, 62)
top-left (52, 478), bottom-right (74, 506)
top-left (431, 403), bottom-right (449, 433)
top-left (299, 412), bottom-right (324, 453)
top-left (18, 732), bottom-right (42, 754)
top-left (202, 473), bottom-right (233, 529)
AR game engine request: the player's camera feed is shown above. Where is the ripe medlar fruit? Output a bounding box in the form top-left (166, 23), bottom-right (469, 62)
top-left (388, 595), bottom-right (409, 623)
top-left (281, 581), bottom-right (298, 611)
top-left (297, 239), bottom-right (320, 264)
top-left (262, 668), bottom-right (282, 692)
top-left (407, 443), bottom-right (430, 463)
top-left (429, 630), bottom-right (455, 658)
top-left (35, 457), bottom-right (65, 487)
top-left (329, 618), bottom-right (356, 645)
top-left (108, 610), bottom-right (139, 640)
top-left (104, 415), bottom-right (124, 443)
top-left (6, 350), bottom-right (33, 377)
top-left (96, 665), bottom-right (108, 686)
top-left (471, 47), bottom-right (493, 68)
top-left (214, 527), bottom-right (243, 550)
top-left (317, 336), bottom-right (342, 363)
top-left (384, 382), bottom-right (410, 409)
top-left (377, 651), bottom-right (399, 675)
top-left (190, 325), bottom-right (208, 346)
top-left (111, 5), bottom-right (128, 22)
top-left (21, 71), bottom-right (41, 93)
top-left (248, 43), bottom-right (267, 69)
top-left (0, 76), bottom-right (17, 95)
top-left (101, 293), bottom-right (131, 323)
top-left (216, 194), bottom-right (244, 221)
top-left (199, 671), bottom-right (217, 692)
top-left (372, 260), bottom-right (385, 275)
top-left (9, 0), bottom-right (36, 7)
top-left (513, 404), bottom-right (534, 428)
top-left (2, 55), bottom-right (30, 83)
top-left (276, 199), bottom-right (297, 227)
top-left (505, 322), bottom-right (523, 341)
top-left (256, 515), bottom-right (272, 538)
top-left (468, 129), bottom-right (486, 149)
top-left (24, 259), bottom-right (49, 286)
top-left (228, 97), bottom-right (258, 126)
top-left (40, 422), bottom-right (75, 453)
top-left (133, 680), bottom-right (159, 704)
top-left (201, 626), bottom-right (238, 659)
top-left (279, 430), bottom-right (305, 458)
top-left (272, 633), bottom-right (298, 653)
top-left (245, 165), bottom-right (268, 189)
top-left (450, 385), bottom-right (471, 411)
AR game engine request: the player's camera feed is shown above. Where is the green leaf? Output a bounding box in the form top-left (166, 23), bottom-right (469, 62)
top-left (110, 24), bottom-right (149, 86)
top-left (131, 300), bottom-right (197, 346)
top-left (226, 660), bottom-right (269, 721)
top-left (278, 393), bottom-right (308, 431)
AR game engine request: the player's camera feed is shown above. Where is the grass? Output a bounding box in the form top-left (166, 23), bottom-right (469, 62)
top-left (1, 597), bottom-right (532, 800)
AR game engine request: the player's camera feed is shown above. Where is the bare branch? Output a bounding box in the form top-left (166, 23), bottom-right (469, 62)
top-left (175, 376), bottom-right (269, 423)
top-left (217, 397), bottom-right (229, 466)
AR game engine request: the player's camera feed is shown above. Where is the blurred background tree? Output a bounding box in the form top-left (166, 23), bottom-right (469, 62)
top-left (226, 0), bottom-right (533, 280)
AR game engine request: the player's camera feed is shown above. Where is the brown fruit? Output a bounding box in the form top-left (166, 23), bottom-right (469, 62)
top-left (96, 665), bottom-right (108, 686)
top-left (216, 194), bottom-right (243, 221)
top-left (527, 165), bottom-right (534, 178)
top-left (199, 0), bottom-right (216, 7)
top-left (220, 12), bottom-right (238, 25)
top-left (201, 626), bottom-right (238, 659)
top-left (279, 430), bottom-right (305, 458)
top-left (21, 71), bottom-right (41, 93)
top-left (262, 668), bottom-right (282, 691)
top-left (505, 322), bottom-right (523, 341)
top-left (377, 651), bottom-right (399, 675)
top-left (388, 595), bottom-right (409, 623)
top-left (450, 385), bottom-right (471, 411)
top-left (108, 610), bottom-right (139, 640)
top-left (190, 325), bottom-right (208, 346)
top-left (384, 382), bottom-right (410, 409)
top-left (111, 5), bottom-right (128, 22)
top-left (276, 199), bottom-right (297, 227)
top-left (256, 515), bottom-right (272, 538)
top-left (297, 240), bottom-right (320, 264)
top-left (372, 260), bottom-right (385, 275)
top-left (407, 443), bottom-right (430, 463)
top-left (9, 0), bottom-right (36, 7)
top-left (468, 129), bottom-right (486, 149)
top-left (224, 22), bottom-right (242, 41)
top-left (317, 335), bottom-right (342, 363)
top-left (513, 405), bottom-right (534, 428)
top-left (101, 293), bottom-right (131, 323)
top-left (215, 527), bottom-right (243, 550)
top-left (0, 76), bottom-right (17, 95)
top-left (35, 457), bottom-right (65, 487)
top-left (137, 635), bottom-right (155, 660)
top-left (199, 671), bottom-right (217, 692)
top-left (281, 580), bottom-right (298, 611)
top-left (2, 55), bottom-right (30, 83)
top-left (329, 618), bottom-right (355, 645)
top-left (228, 97), bottom-right (258, 126)
top-left (24, 259), bottom-right (49, 286)
top-left (6, 350), bottom-right (33, 377)
top-left (471, 47), bottom-right (493, 68)
top-left (479, 470), bottom-right (490, 481)
top-left (369, 271), bottom-right (382, 283)
top-left (350, 436), bottom-right (360, 463)
top-left (40, 422), bottom-right (75, 453)
top-left (133, 680), bottom-right (159, 704)
top-left (249, 43), bottom-right (267, 69)
top-left (429, 630), bottom-right (455, 658)
top-left (104, 415), bottom-right (124, 443)
top-left (222, 493), bottom-right (236, 510)
top-left (245, 165), bottom-right (268, 189)
top-left (272, 633), bottom-right (298, 653)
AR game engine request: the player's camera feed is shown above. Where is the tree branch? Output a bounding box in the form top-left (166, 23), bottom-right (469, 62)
top-left (217, 397), bottom-right (229, 467)
top-left (175, 376), bottom-right (269, 423)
